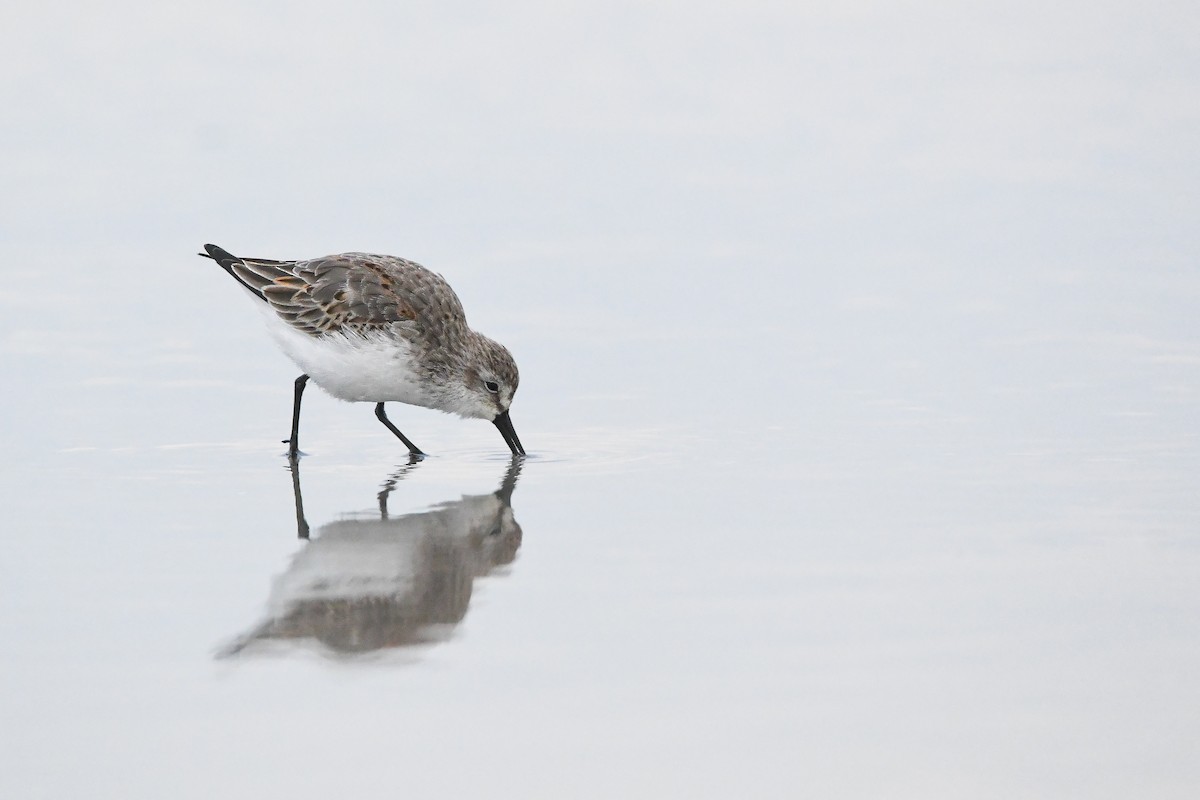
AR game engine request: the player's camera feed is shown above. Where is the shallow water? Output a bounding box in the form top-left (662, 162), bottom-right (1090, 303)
top-left (4, 283), bottom-right (1198, 797)
top-left (4, 2), bottom-right (1200, 797)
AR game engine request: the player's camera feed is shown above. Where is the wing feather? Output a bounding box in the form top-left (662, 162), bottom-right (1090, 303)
top-left (205, 245), bottom-right (464, 339)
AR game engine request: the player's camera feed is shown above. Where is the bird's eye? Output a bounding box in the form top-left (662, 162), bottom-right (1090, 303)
top-left (485, 380), bottom-right (500, 393)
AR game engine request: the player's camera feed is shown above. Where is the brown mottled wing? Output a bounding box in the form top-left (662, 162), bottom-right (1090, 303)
top-left (230, 253), bottom-right (465, 339)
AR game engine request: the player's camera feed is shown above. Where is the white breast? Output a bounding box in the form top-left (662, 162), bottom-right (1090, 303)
top-left (262, 310), bottom-right (429, 405)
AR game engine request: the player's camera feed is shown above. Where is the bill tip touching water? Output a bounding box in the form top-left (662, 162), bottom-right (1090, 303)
top-left (199, 243), bottom-right (525, 457)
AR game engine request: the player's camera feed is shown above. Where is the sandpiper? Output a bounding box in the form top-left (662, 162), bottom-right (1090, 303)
top-left (201, 244), bottom-right (524, 458)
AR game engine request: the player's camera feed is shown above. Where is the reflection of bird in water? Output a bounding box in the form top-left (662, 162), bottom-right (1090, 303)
top-left (219, 457), bottom-right (523, 658)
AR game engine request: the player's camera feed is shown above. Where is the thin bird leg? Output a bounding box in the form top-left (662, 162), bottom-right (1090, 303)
top-left (284, 374), bottom-right (309, 458)
top-left (377, 452), bottom-right (424, 518)
top-left (287, 454), bottom-right (310, 539)
top-left (375, 403), bottom-right (425, 456)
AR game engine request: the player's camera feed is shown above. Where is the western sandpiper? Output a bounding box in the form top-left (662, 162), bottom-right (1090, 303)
top-left (201, 244), bottom-right (524, 458)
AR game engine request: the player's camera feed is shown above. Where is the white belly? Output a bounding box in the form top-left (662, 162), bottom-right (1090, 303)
top-left (264, 313), bottom-right (430, 405)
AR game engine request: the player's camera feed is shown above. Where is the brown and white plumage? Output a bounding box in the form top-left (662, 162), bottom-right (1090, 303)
top-left (220, 251), bottom-right (461, 336)
top-left (202, 243), bottom-right (524, 457)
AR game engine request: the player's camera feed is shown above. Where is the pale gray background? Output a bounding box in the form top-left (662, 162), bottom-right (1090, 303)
top-left (2, 1), bottom-right (1198, 798)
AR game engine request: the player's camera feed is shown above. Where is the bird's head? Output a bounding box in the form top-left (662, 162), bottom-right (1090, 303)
top-left (448, 334), bottom-right (524, 455)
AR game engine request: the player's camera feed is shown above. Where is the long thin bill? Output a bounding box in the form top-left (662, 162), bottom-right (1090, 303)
top-left (492, 410), bottom-right (525, 456)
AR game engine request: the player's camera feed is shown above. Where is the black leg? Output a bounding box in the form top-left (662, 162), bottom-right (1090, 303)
top-left (375, 402), bottom-right (424, 456)
top-left (287, 455), bottom-right (310, 539)
top-left (377, 452), bottom-right (425, 518)
top-left (283, 374), bottom-right (309, 457)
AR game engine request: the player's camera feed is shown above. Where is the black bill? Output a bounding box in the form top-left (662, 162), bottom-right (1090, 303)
top-left (492, 410), bottom-right (525, 456)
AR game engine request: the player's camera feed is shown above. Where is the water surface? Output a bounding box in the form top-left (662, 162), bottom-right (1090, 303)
top-left (3, 2), bottom-right (1199, 797)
